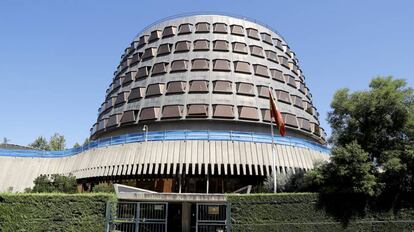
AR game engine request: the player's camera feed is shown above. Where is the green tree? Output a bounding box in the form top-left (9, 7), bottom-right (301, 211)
top-left (308, 76), bottom-right (414, 196)
top-left (32, 175), bottom-right (54, 192)
top-left (31, 174), bottom-right (77, 193)
top-left (49, 133), bottom-right (65, 151)
top-left (83, 138), bottom-right (90, 146)
top-left (72, 142), bottom-right (81, 148)
top-left (29, 136), bottom-right (50, 150)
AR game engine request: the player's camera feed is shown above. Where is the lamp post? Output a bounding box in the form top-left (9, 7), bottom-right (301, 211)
top-left (142, 125), bottom-right (148, 142)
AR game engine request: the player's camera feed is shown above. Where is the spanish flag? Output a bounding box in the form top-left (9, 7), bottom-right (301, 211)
top-left (269, 89), bottom-right (286, 136)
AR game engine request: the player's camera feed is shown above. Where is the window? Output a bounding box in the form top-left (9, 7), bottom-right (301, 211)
top-left (257, 86), bottom-right (269, 98)
top-left (265, 50), bottom-right (278, 63)
top-left (274, 38), bottom-right (283, 50)
top-left (261, 109), bottom-right (271, 122)
top-left (213, 105), bottom-right (234, 118)
top-left (166, 81), bottom-right (186, 94)
top-left (112, 78), bottom-right (121, 91)
top-left (270, 69), bottom-right (284, 83)
top-left (170, 60), bottom-right (188, 72)
top-left (146, 83), bottom-right (165, 97)
top-left (284, 74), bottom-right (297, 87)
top-left (260, 32), bottom-right (273, 45)
top-left (311, 123), bottom-right (321, 136)
top-left (275, 90), bottom-right (291, 104)
top-left (152, 62), bottom-right (168, 76)
top-left (213, 40), bottom-right (228, 51)
top-left (291, 95), bottom-right (304, 109)
top-left (236, 82), bottom-right (254, 96)
top-left (162, 105), bottom-right (183, 118)
top-left (157, 43), bottom-right (172, 56)
top-left (298, 82), bottom-right (306, 94)
top-left (238, 106), bottom-right (259, 120)
top-left (234, 61), bottom-right (251, 74)
top-left (175, 41), bottom-right (191, 53)
top-left (213, 59), bottom-right (231, 72)
top-left (120, 110), bottom-right (136, 124)
top-left (189, 80), bottom-right (209, 93)
top-left (253, 64), bottom-right (269, 77)
top-left (140, 107), bottom-right (160, 121)
top-left (193, 39), bottom-right (209, 51)
top-left (297, 117), bottom-right (311, 131)
top-left (250, 45), bottom-right (264, 57)
top-left (107, 114), bottom-right (121, 128)
top-left (148, 30), bottom-right (161, 42)
top-left (230, 25), bottom-right (244, 36)
top-left (162, 26), bottom-right (176, 38)
top-left (246, 28), bottom-right (260, 40)
top-left (130, 52), bottom-right (141, 65)
top-left (213, 81), bottom-right (232, 93)
top-left (195, 22), bottom-right (210, 33)
top-left (97, 119), bottom-right (108, 131)
top-left (137, 35), bottom-right (149, 48)
top-left (137, 66), bottom-right (151, 79)
top-left (122, 71), bottom-right (136, 85)
top-left (178, 23), bottom-right (192, 34)
top-left (142, 47), bottom-right (157, 60)
top-left (191, 59), bottom-right (209, 71)
top-left (278, 55), bottom-right (289, 68)
top-left (283, 113), bottom-right (299, 128)
top-left (213, 23), bottom-right (227, 33)
top-left (232, 42), bottom-right (247, 54)
top-left (187, 104), bottom-right (208, 117)
top-left (115, 91), bottom-right (130, 106)
top-left (128, 87), bottom-right (145, 101)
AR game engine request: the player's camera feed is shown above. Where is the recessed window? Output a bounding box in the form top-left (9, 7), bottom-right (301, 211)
top-left (213, 40), bottom-right (229, 51)
top-left (297, 117), bottom-right (311, 131)
top-left (191, 59), bottom-right (209, 71)
top-left (187, 104), bottom-right (208, 118)
top-left (213, 81), bottom-right (232, 93)
top-left (213, 59), bottom-right (231, 72)
top-left (152, 63), bottom-right (168, 76)
top-left (193, 39), bottom-right (210, 51)
top-left (265, 50), bottom-right (278, 63)
top-left (275, 90), bottom-right (291, 104)
top-left (162, 105), bottom-right (183, 119)
top-left (230, 25), bottom-right (244, 36)
top-left (146, 83), bottom-right (165, 97)
top-left (189, 80), bottom-right (209, 93)
top-left (238, 106), bottom-right (259, 120)
top-left (270, 69), bottom-right (284, 83)
top-left (311, 123), bottom-right (321, 136)
top-left (97, 119), bottom-right (108, 131)
top-left (137, 66), bottom-right (151, 79)
top-left (115, 91), bottom-right (130, 106)
top-left (260, 32), bottom-right (273, 45)
top-left (298, 82), bottom-right (306, 94)
top-left (130, 52), bottom-right (141, 65)
top-left (142, 47), bottom-right (157, 60)
top-left (257, 86), bottom-right (269, 98)
top-left (128, 87), bottom-right (145, 101)
top-left (195, 22), bottom-right (210, 33)
top-left (137, 35), bottom-right (149, 48)
top-left (261, 109), bottom-right (271, 122)
top-left (290, 62), bottom-right (299, 74)
top-left (112, 78), bottom-right (121, 91)
top-left (234, 61), bottom-right (251, 74)
top-left (157, 43), bottom-right (172, 56)
top-left (278, 55), bottom-right (289, 68)
top-left (236, 82), bottom-right (254, 96)
top-left (148, 30), bottom-right (161, 43)
top-left (232, 42), bottom-right (247, 54)
top-left (107, 114), bottom-right (121, 128)
top-left (122, 71), bottom-right (136, 85)
top-left (273, 38), bottom-right (283, 50)
top-left (171, 60), bottom-right (188, 72)
top-left (284, 74), bottom-right (297, 87)
top-left (140, 107), bottom-right (160, 121)
top-left (178, 23), bottom-right (192, 34)
top-left (253, 64), bottom-right (269, 77)
top-left (213, 23), bottom-right (227, 33)
top-left (175, 41), bottom-right (191, 53)
top-left (283, 113), bottom-right (299, 128)
top-left (250, 45), bottom-right (264, 58)
top-left (246, 28), bottom-right (260, 40)
top-left (213, 105), bottom-right (234, 118)
top-left (162, 26), bottom-right (177, 38)
top-left (291, 95), bottom-right (304, 109)
top-left (167, 81), bottom-right (186, 94)
top-left (120, 110), bottom-right (136, 124)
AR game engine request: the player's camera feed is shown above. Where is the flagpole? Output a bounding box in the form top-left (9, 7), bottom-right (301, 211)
top-left (269, 85), bottom-right (277, 193)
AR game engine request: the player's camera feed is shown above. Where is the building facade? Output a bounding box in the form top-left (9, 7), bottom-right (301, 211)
top-left (0, 14), bottom-right (329, 193)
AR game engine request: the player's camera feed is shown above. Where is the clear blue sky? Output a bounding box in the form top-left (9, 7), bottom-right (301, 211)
top-left (0, 0), bottom-right (413, 148)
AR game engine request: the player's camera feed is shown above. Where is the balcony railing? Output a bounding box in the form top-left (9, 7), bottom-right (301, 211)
top-left (0, 130), bottom-right (330, 158)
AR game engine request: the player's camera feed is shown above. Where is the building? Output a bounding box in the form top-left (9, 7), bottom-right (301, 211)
top-left (0, 13), bottom-right (329, 193)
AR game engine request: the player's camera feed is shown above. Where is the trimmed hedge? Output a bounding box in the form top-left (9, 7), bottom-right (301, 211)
top-left (227, 193), bottom-right (414, 232)
top-left (0, 193), bottom-right (115, 232)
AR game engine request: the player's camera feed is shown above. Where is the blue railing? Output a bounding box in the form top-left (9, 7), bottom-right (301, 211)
top-left (0, 130), bottom-right (330, 158)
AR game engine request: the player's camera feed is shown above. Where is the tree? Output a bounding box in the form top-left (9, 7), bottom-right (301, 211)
top-left (308, 76), bottom-right (414, 197)
top-left (32, 175), bottom-right (54, 192)
top-left (31, 174), bottom-right (77, 193)
top-left (29, 136), bottom-right (49, 150)
top-left (83, 138), bottom-right (90, 146)
top-left (49, 133), bottom-right (65, 151)
top-left (73, 142), bottom-right (81, 148)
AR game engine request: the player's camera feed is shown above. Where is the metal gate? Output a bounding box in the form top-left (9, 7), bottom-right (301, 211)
top-left (106, 202), bottom-right (168, 232)
top-left (196, 203), bottom-right (230, 232)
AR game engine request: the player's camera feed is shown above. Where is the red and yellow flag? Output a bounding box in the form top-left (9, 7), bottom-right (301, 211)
top-left (269, 89), bottom-right (286, 136)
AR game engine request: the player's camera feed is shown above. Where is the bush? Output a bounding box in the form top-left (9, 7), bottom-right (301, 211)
top-left (31, 174), bottom-right (77, 193)
top-left (92, 183), bottom-right (115, 193)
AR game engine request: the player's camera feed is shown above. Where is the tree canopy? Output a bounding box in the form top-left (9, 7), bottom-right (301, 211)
top-left (308, 76), bottom-right (414, 197)
top-left (28, 133), bottom-right (66, 151)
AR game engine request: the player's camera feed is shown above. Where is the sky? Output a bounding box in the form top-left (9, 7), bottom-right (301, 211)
top-left (0, 0), bottom-right (413, 148)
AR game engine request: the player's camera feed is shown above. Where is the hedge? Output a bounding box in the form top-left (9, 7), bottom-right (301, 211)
top-left (227, 193), bottom-right (414, 232)
top-left (0, 193), bottom-right (115, 232)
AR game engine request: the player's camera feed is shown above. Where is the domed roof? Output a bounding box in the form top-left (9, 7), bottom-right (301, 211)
top-left (90, 14), bottom-right (326, 144)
